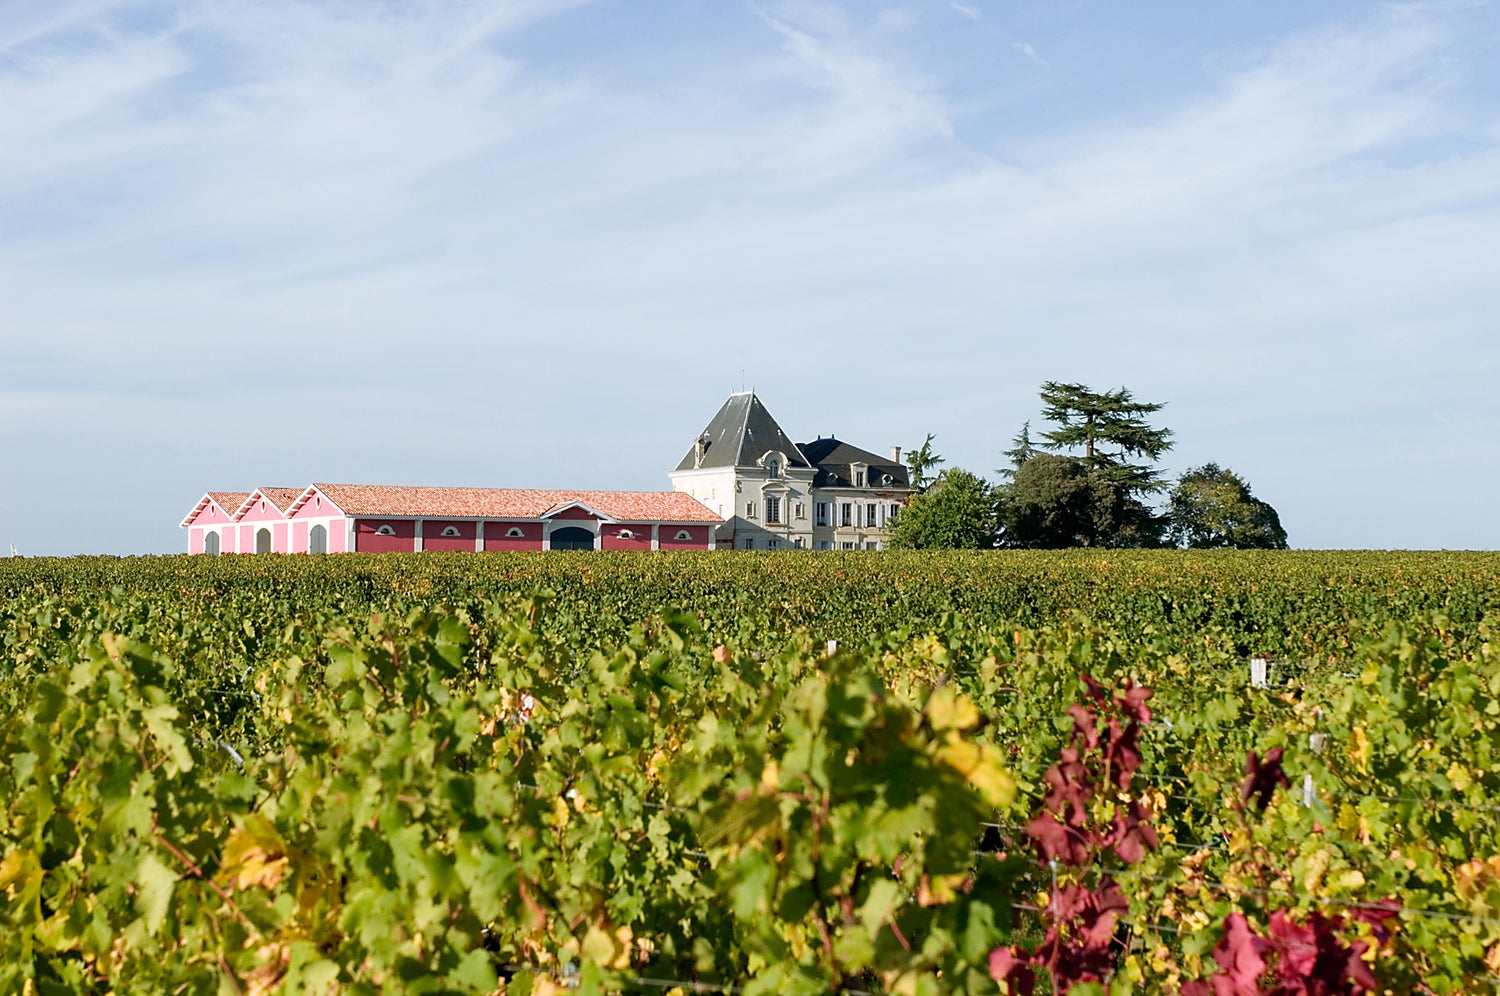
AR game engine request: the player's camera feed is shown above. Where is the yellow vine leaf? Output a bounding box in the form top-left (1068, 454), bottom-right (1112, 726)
top-left (934, 736), bottom-right (1015, 809)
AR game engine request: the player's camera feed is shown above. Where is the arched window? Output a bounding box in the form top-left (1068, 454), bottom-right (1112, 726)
top-left (506, 527), bottom-right (524, 538)
top-left (674, 530), bottom-right (692, 541)
top-left (204, 531), bottom-right (220, 556)
top-left (256, 528), bottom-right (271, 554)
top-left (375, 525), bottom-right (396, 536)
top-left (309, 524), bottom-right (327, 554)
top-left (441, 526), bottom-right (461, 537)
top-left (618, 529), bottom-right (635, 540)
top-left (765, 455), bottom-right (781, 478)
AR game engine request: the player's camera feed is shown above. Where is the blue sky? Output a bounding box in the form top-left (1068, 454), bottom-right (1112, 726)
top-left (3, 0), bottom-right (1499, 554)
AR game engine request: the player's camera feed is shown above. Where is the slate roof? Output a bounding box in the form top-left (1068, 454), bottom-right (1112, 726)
top-left (303, 484), bottom-right (721, 522)
top-left (675, 393), bottom-right (811, 472)
top-left (796, 438), bottom-right (911, 490)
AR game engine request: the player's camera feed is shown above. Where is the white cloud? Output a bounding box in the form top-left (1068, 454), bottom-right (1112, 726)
top-left (2, 2), bottom-right (1499, 551)
top-left (1012, 41), bottom-right (1045, 66)
top-left (950, 1), bottom-right (982, 22)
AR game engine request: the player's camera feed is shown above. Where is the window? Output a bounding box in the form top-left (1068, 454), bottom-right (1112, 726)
top-left (867, 503), bottom-right (877, 527)
top-left (256, 528), bottom-right (272, 553)
top-left (618, 529), bottom-right (635, 540)
top-left (855, 471), bottom-right (865, 487)
top-left (746, 502), bottom-right (757, 519)
top-left (375, 525), bottom-right (395, 536)
top-left (766, 456), bottom-right (781, 478)
top-left (768, 538), bottom-right (780, 550)
top-left (815, 502), bottom-right (828, 526)
top-left (841, 503), bottom-right (853, 527)
top-left (440, 525), bottom-right (461, 537)
top-left (818, 541), bottom-right (832, 550)
top-left (795, 502), bottom-right (805, 519)
top-left (793, 538), bottom-right (804, 549)
top-left (204, 531), bottom-right (220, 556)
top-left (842, 542), bottom-right (855, 550)
top-left (890, 504), bottom-right (900, 521)
top-left (308, 525), bottom-right (327, 554)
top-left (866, 541), bottom-right (878, 550)
top-left (765, 497), bottom-right (781, 523)
top-left (506, 527), bottom-right (524, 538)
top-left (674, 529), bottom-right (692, 541)
top-left (742, 537), bottom-right (754, 549)
top-left (315, 497), bottom-right (322, 509)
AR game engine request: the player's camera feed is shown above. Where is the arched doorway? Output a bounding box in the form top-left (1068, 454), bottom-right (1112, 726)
top-left (549, 526), bottom-right (595, 551)
top-left (204, 531), bottom-right (220, 556)
top-left (309, 524), bottom-right (327, 554)
top-left (256, 528), bottom-right (272, 554)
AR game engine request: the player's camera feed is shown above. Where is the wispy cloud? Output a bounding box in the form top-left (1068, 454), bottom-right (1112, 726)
top-left (950, 1), bottom-right (982, 22)
top-left (2, 1), bottom-right (1498, 551)
top-left (1012, 41), bottom-right (1045, 66)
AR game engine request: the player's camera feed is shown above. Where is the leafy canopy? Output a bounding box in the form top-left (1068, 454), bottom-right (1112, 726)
top-left (1037, 381), bottom-right (1174, 490)
top-left (887, 468), bottom-right (1001, 549)
top-left (1167, 463), bottom-right (1289, 549)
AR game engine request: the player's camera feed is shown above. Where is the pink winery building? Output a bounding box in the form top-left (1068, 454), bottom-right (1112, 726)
top-left (181, 484), bottom-right (722, 554)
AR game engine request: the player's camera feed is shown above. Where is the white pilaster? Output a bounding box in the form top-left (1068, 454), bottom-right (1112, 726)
top-left (475, 520), bottom-right (485, 552)
top-left (414, 519), bottom-right (424, 553)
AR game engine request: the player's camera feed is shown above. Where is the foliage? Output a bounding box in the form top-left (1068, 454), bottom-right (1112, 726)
top-left (905, 433), bottom-right (946, 493)
top-left (887, 469), bottom-right (1002, 550)
top-left (999, 422), bottom-right (1040, 482)
top-left (2, 555), bottom-right (1500, 992)
top-left (1036, 381), bottom-right (1174, 485)
top-left (998, 382), bottom-right (1176, 548)
top-left (1168, 464), bottom-right (1289, 550)
top-left (1002, 454), bottom-right (1098, 548)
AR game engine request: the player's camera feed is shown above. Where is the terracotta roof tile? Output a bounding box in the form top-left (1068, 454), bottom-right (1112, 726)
top-left (258, 487), bottom-right (304, 513)
top-left (209, 492), bottom-right (251, 515)
top-left (313, 484), bottom-right (722, 523)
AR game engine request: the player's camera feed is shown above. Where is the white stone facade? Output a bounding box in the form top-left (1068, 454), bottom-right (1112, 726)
top-left (669, 393), bottom-right (912, 551)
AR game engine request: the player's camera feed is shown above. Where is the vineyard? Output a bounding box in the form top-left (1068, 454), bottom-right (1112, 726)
top-left (2, 550), bottom-right (1499, 994)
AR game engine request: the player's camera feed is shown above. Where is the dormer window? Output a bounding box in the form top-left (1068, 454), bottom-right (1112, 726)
top-left (855, 471), bottom-right (865, 488)
top-left (375, 525), bottom-right (396, 536)
top-left (506, 527), bottom-right (524, 538)
top-left (766, 455), bottom-right (781, 478)
top-left (440, 526), bottom-right (461, 537)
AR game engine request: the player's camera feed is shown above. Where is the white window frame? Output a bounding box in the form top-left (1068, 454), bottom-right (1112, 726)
top-left (375, 525), bottom-right (396, 536)
top-left (765, 497), bottom-right (781, 523)
top-left (506, 527), bottom-right (525, 538)
top-left (440, 525), bottom-right (461, 537)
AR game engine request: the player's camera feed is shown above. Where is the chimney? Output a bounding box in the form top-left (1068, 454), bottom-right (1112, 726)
top-left (890, 446), bottom-right (901, 463)
top-left (693, 434), bottom-right (709, 468)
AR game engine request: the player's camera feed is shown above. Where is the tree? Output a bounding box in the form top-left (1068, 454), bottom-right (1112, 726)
top-left (1167, 464), bottom-right (1289, 549)
top-left (998, 421), bottom-right (1039, 482)
top-left (887, 468), bottom-right (1000, 549)
top-left (1037, 381), bottom-right (1174, 488)
top-left (1002, 454), bottom-right (1096, 548)
top-left (1008, 382), bottom-right (1175, 547)
top-left (904, 433), bottom-right (946, 493)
